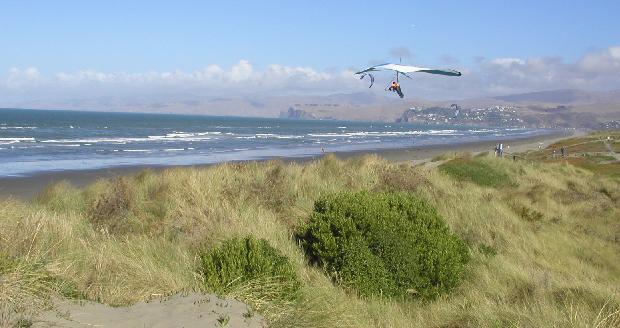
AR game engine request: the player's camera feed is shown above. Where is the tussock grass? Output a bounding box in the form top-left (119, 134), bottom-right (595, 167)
top-left (0, 151), bottom-right (619, 327)
top-left (0, 256), bottom-right (54, 327)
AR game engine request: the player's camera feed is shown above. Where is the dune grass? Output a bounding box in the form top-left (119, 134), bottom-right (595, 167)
top-left (0, 152), bottom-right (619, 327)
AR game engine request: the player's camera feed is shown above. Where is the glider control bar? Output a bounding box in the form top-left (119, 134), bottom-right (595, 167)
top-left (359, 73), bottom-right (375, 88)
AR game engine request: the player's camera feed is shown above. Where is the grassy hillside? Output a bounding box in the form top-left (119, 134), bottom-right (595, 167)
top-left (1, 145), bottom-right (619, 327)
top-left (519, 130), bottom-right (620, 178)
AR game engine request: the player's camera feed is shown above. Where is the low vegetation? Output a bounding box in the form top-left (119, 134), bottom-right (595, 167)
top-left (297, 191), bottom-right (469, 300)
top-left (1, 132), bottom-right (619, 327)
top-left (521, 130), bottom-right (620, 177)
top-left (199, 236), bottom-right (301, 300)
top-left (439, 157), bottom-right (513, 187)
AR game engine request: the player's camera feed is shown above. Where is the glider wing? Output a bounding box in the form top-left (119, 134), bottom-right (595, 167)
top-left (355, 63), bottom-right (462, 77)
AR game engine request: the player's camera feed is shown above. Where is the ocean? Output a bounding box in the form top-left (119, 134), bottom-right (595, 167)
top-left (0, 108), bottom-right (549, 177)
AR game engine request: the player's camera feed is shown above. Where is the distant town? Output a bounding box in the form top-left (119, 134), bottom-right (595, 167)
top-left (281, 100), bottom-right (620, 130)
top-left (281, 104), bottom-right (538, 128)
top-left (600, 120), bottom-right (620, 129)
top-left (396, 105), bottom-right (525, 127)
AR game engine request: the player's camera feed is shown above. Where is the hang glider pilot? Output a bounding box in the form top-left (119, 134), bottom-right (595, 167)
top-left (388, 81), bottom-right (404, 98)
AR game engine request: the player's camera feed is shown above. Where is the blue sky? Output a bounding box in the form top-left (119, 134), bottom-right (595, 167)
top-left (1, 0), bottom-right (619, 101)
top-left (2, 0), bottom-right (618, 72)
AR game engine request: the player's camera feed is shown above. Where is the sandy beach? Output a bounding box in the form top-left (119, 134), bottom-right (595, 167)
top-left (0, 130), bottom-right (574, 200)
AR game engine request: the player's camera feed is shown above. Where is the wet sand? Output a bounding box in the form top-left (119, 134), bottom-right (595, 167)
top-left (0, 130), bottom-right (574, 200)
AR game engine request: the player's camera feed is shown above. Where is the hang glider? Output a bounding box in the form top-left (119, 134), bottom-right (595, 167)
top-left (355, 63), bottom-right (462, 98)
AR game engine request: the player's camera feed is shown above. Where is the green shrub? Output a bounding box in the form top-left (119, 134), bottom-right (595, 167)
top-left (297, 191), bottom-right (469, 300)
top-left (198, 236), bottom-right (300, 299)
top-left (439, 158), bottom-right (512, 188)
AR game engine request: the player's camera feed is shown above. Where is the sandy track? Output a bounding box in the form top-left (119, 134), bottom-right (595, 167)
top-left (33, 293), bottom-right (265, 328)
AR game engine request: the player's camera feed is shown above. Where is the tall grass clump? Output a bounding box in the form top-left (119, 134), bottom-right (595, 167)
top-left (0, 254), bottom-right (54, 327)
top-left (297, 191), bottom-right (469, 300)
top-left (199, 236), bottom-right (301, 299)
top-left (87, 177), bottom-right (136, 234)
top-left (198, 236), bottom-right (320, 327)
top-left (439, 157), bottom-right (512, 187)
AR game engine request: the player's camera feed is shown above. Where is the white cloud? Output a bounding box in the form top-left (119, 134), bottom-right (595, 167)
top-left (5, 67), bottom-right (42, 88)
top-left (474, 47), bottom-right (620, 95)
top-left (577, 46), bottom-right (620, 75)
top-left (229, 60), bottom-right (253, 82)
top-left (489, 58), bottom-right (525, 67)
top-left (2, 46), bottom-right (620, 103)
top-left (264, 64), bottom-right (331, 83)
top-left (30, 60), bottom-right (342, 90)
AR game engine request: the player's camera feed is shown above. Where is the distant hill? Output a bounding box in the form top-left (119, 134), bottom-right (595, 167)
top-left (491, 89), bottom-right (620, 105)
top-left (4, 88), bottom-right (619, 128)
top-left (492, 89), bottom-right (594, 104)
top-left (279, 88), bottom-right (620, 129)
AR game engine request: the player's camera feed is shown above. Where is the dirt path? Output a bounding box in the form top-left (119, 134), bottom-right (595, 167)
top-left (32, 293), bottom-right (265, 328)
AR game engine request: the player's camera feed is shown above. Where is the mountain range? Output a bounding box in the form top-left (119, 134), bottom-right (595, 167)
top-left (2, 89), bottom-right (619, 128)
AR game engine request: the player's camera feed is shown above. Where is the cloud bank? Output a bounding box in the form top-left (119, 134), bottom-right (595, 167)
top-left (2, 46), bottom-right (619, 104)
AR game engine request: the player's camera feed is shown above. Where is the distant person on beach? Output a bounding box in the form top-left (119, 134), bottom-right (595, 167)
top-left (494, 143), bottom-right (504, 157)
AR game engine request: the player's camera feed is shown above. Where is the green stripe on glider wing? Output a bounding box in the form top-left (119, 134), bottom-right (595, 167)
top-left (417, 69), bottom-right (462, 76)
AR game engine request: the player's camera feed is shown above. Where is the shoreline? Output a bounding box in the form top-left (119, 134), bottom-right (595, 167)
top-left (0, 130), bottom-right (574, 200)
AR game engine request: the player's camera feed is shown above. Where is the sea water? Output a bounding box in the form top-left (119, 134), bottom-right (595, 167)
top-left (0, 108), bottom-right (550, 177)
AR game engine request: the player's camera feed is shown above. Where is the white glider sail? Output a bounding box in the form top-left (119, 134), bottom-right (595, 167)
top-left (356, 63), bottom-right (462, 77)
